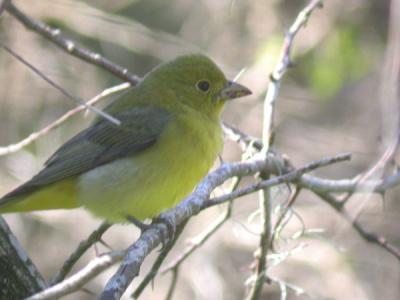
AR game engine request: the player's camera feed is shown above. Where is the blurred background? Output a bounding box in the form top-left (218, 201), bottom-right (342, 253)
top-left (1, 0), bottom-right (399, 299)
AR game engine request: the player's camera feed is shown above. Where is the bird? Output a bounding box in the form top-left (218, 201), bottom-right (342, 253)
top-left (0, 54), bottom-right (251, 223)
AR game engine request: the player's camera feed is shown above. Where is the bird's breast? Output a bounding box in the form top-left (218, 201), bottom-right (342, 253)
top-left (78, 111), bottom-right (223, 222)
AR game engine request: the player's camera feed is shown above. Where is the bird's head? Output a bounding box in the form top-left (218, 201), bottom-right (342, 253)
top-left (142, 54), bottom-right (252, 119)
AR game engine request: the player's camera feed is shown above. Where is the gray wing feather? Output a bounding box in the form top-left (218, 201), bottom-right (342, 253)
top-left (1, 105), bottom-right (171, 201)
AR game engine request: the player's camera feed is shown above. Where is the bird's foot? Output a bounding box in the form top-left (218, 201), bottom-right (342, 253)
top-left (126, 215), bottom-right (176, 250)
top-left (126, 215), bottom-right (151, 233)
top-left (151, 216), bottom-right (176, 250)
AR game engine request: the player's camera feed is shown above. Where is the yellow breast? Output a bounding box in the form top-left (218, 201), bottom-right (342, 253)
top-left (78, 111), bottom-right (223, 223)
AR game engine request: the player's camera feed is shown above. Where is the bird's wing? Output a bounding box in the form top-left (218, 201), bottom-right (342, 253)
top-left (1, 105), bottom-right (172, 201)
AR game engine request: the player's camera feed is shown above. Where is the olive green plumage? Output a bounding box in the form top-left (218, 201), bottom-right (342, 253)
top-left (0, 54), bottom-right (251, 222)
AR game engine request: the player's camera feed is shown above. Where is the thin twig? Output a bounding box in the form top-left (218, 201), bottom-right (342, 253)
top-left (164, 268), bottom-right (179, 300)
top-left (314, 191), bottom-right (400, 261)
top-left (271, 187), bottom-right (301, 252)
top-left (50, 222), bottom-right (112, 285)
top-left (223, 126), bottom-right (400, 194)
top-left (206, 153), bottom-right (351, 208)
top-left (350, 216), bottom-right (400, 261)
top-left (0, 82), bottom-right (130, 156)
top-left (5, 1), bottom-right (141, 84)
top-left (223, 123), bottom-right (262, 152)
top-left (261, 0), bottom-right (323, 153)
top-left (267, 276), bottom-right (311, 299)
top-left (245, 178), bottom-right (272, 300)
top-left (1, 45), bottom-right (121, 125)
top-left (298, 171), bottom-right (400, 194)
top-left (247, 1), bottom-right (323, 299)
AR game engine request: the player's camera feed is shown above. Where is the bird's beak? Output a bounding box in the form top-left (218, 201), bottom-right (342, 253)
top-left (217, 81), bottom-right (252, 101)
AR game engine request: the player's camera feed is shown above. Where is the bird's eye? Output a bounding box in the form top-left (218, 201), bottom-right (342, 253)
top-left (196, 80), bottom-right (210, 92)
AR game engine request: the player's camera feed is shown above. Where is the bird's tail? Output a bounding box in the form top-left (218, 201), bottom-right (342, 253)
top-left (0, 179), bottom-right (79, 213)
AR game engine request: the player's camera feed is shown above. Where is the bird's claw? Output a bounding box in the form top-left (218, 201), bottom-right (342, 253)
top-left (151, 216), bottom-right (176, 251)
top-left (126, 215), bottom-right (151, 234)
top-left (126, 214), bottom-right (176, 250)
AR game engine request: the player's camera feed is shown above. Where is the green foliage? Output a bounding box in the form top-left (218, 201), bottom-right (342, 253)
top-left (306, 26), bottom-right (371, 98)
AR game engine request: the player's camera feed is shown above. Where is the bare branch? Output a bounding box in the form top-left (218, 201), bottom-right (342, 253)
top-left (5, 1), bottom-right (141, 84)
top-left (206, 153), bottom-right (351, 208)
top-left (267, 276), bottom-right (310, 299)
top-left (16, 153), bottom-right (399, 299)
top-left (271, 187), bottom-right (302, 252)
top-left (245, 179), bottom-right (272, 300)
top-left (164, 268), bottom-right (179, 300)
top-left (262, 0), bottom-right (324, 152)
top-left (248, 1), bottom-right (323, 298)
top-left (298, 171), bottom-right (400, 194)
top-left (223, 123), bottom-right (262, 152)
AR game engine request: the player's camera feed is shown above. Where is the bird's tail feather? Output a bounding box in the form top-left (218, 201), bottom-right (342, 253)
top-left (0, 179), bottom-right (79, 213)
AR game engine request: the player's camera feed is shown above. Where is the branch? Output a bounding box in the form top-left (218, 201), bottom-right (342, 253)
top-left (206, 153), bottom-right (351, 208)
top-left (223, 123), bottom-right (262, 152)
top-left (298, 171), bottom-right (400, 194)
top-left (164, 268), bottom-right (179, 300)
top-left (100, 153), bottom-right (350, 299)
top-left (225, 126), bottom-right (400, 195)
top-left (249, 1), bottom-right (323, 298)
top-left (20, 151), bottom-right (399, 299)
top-left (267, 275), bottom-right (310, 299)
top-left (245, 179), bottom-right (272, 300)
top-left (262, 0), bottom-right (324, 151)
top-left (5, 2), bottom-right (141, 84)
top-left (271, 187), bottom-right (302, 252)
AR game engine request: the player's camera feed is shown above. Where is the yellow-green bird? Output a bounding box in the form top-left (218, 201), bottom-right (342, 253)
top-left (0, 54), bottom-right (251, 223)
